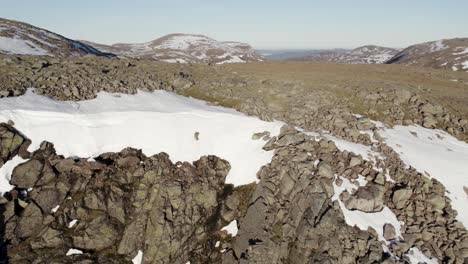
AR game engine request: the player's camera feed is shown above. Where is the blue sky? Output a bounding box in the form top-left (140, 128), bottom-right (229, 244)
top-left (1, 0), bottom-right (467, 49)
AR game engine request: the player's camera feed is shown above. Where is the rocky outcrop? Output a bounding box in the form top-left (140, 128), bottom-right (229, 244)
top-left (222, 126), bottom-right (389, 263)
top-left (354, 88), bottom-right (468, 142)
top-left (1, 123), bottom-right (467, 263)
top-left (378, 142), bottom-right (468, 262)
top-left (1, 136), bottom-right (233, 263)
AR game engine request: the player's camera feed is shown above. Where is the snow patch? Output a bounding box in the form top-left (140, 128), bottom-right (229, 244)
top-left (405, 247), bottom-right (438, 264)
top-left (304, 131), bottom-right (382, 162)
top-left (132, 250), bottom-right (143, 264)
top-left (332, 177), bottom-right (402, 242)
top-left (66, 248), bottom-right (83, 256)
top-left (462, 61), bottom-right (468, 70)
top-left (51, 205), bottom-right (60, 213)
top-left (68, 219), bottom-right (78, 228)
top-left (0, 36), bottom-right (49, 55)
top-left (221, 220), bottom-right (238, 236)
top-left (0, 89), bottom-right (283, 187)
top-left (430, 40), bottom-right (447, 52)
top-left (453, 47), bottom-right (468, 55)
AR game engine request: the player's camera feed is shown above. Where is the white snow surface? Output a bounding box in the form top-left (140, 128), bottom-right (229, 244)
top-left (0, 156), bottom-right (26, 195)
top-left (0, 36), bottom-right (49, 55)
top-left (453, 47), bottom-right (468, 55)
top-left (0, 89), bottom-right (282, 188)
top-left (132, 250), bottom-right (143, 264)
top-left (462, 61), bottom-right (468, 70)
top-left (332, 176), bottom-right (402, 242)
top-left (406, 247), bottom-right (438, 264)
top-left (68, 219), bottom-right (78, 228)
top-left (221, 220), bottom-right (238, 236)
top-left (380, 125), bottom-right (468, 228)
top-left (430, 40), bottom-right (448, 52)
top-left (304, 131), bottom-right (382, 162)
top-left (51, 205), bottom-right (60, 213)
top-left (66, 248), bottom-right (83, 256)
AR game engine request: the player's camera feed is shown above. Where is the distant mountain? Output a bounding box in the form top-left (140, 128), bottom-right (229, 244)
top-left (386, 38), bottom-right (468, 72)
top-left (0, 18), bottom-right (113, 57)
top-left (287, 45), bottom-right (399, 64)
top-left (257, 49), bottom-right (349, 61)
top-left (81, 34), bottom-right (264, 64)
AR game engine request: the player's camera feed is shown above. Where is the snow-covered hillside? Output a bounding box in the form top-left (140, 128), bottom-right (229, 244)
top-left (386, 38), bottom-right (468, 72)
top-left (0, 18), bottom-right (113, 57)
top-left (288, 45), bottom-right (399, 64)
top-left (82, 34), bottom-right (264, 64)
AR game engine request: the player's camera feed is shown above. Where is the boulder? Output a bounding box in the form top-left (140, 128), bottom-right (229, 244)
top-left (383, 223), bottom-right (396, 240)
top-left (317, 161), bottom-right (334, 179)
top-left (10, 159), bottom-right (44, 188)
top-left (341, 185), bottom-right (385, 213)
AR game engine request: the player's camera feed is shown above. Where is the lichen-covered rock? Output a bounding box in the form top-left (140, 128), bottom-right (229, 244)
top-left (2, 140), bottom-right (232, 263)
top-left (0, 123), bottom-right (31, 167)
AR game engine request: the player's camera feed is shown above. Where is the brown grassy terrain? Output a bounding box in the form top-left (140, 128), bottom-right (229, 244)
top-left (217, 62), bottom-right (468, 119)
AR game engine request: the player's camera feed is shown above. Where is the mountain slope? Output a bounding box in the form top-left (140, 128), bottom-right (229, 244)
top-left (287, 45), bottom-right (399, 64)
top-left (81, 34), bottom-right (264, 64)
top-left (386, 38), bottom-right (468, 72)
top-left (0, 18), bottom-right (114, 57)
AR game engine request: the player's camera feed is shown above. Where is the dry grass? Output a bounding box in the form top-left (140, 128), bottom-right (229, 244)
top-left (215, 62), bottom-right (468, 119)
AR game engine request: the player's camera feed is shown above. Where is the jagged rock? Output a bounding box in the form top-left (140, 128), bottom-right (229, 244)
top-left (341, 185), bottom-right (385, 213)
top-left (252, 131), bottom-right (270, 140)
top-left (275, 131), bottom-right (306, 147)
top-left (10, 159), bottom-right (44, 188)
top-left (427, 194), bottom-right (446, 212)
top-left (392, 188), bottom-right (413, 209)
top-left (0, 123), bottom-right (31, 166)
top-left (349, 156), bottom-right (362, 167)
top-left (317, 161), bottom-right (334, 178)
top-left (422, 116), bottom-right (438, 128)
top-left (2, 138), bottom-right (232, 263)
top-left (223, 131), bottom-right (387, 263)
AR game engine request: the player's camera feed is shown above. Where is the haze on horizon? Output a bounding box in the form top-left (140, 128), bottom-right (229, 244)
top-left (1, 0), bottom-right (467, 49)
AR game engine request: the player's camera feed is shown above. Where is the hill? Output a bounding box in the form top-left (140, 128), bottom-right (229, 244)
top-left (82, 34), bottom-right (264, 64)
top-left (0, 18), bottom-right (113, 57)
top-left (386, 38), bottom-right (468, 72)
